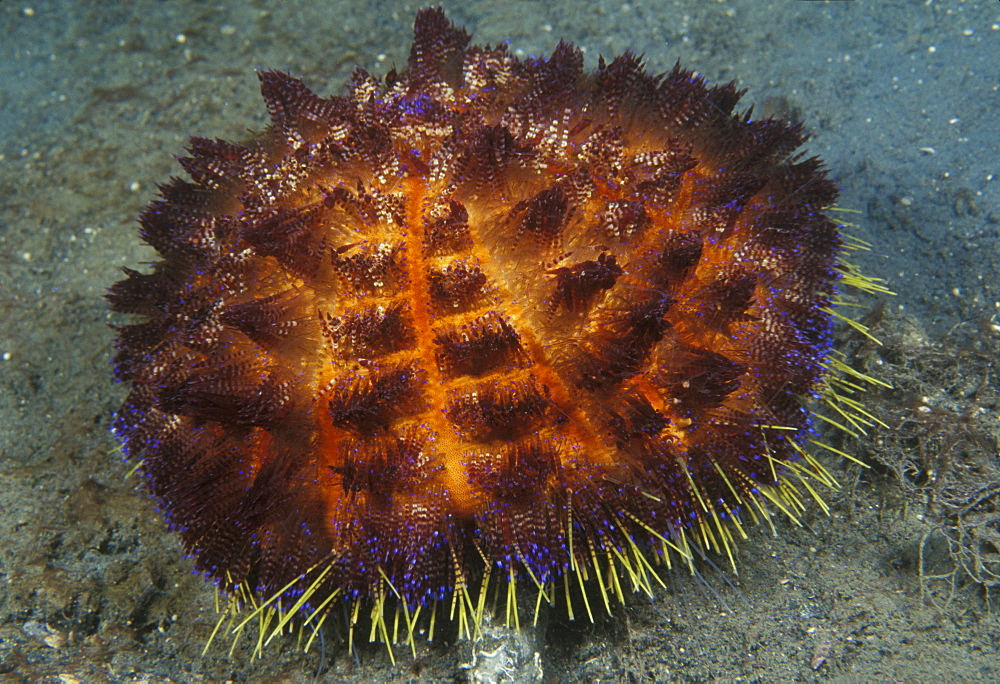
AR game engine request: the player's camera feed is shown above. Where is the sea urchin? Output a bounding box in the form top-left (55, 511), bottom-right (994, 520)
top-left (110, 7), bottom-right (857, 653)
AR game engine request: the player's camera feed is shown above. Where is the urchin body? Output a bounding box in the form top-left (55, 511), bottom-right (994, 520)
top-left (110, 8), bottom-right (840, 641)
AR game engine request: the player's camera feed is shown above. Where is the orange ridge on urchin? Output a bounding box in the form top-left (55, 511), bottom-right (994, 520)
top-left (108, 6), bottom-right (871, 656)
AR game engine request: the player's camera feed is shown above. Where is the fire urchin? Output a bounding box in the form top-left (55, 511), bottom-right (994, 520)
top-left (109, 6), bottom-right (880, 656)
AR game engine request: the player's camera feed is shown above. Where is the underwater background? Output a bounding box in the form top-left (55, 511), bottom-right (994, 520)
top-left (1, 0), bottom-right (998, 680)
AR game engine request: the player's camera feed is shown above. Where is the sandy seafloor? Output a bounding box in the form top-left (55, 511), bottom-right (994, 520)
top-left (1, 0), bottom-right (999, 681)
